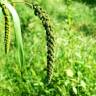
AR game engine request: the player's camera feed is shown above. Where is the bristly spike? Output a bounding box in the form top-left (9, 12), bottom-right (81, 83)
top-left (25, 1), bottom-right (55, 84)
top-left (0, 3), bottom-right (11, 54)
top-left (32, 2), bottom-right (55, 84)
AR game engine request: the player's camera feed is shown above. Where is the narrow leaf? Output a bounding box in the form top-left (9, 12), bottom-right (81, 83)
top-left (5, 2), bottom-right (24, 69)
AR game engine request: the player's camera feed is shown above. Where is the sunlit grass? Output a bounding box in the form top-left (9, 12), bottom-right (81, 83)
top-left (0, 0), bottom-right (96, 95)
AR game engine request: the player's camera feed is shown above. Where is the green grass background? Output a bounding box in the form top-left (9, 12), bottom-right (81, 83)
top-left (0, 0), bottom-right (96, 95)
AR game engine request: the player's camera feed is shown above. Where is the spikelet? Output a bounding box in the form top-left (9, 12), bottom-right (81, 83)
top-left (32, 2), bottom-right (55, 84)
top-left (0, 3), bottom-right (11, 54)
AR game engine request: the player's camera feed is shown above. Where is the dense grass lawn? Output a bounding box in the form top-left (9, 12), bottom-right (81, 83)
top-left (0, 0), bottom-right (96, 95)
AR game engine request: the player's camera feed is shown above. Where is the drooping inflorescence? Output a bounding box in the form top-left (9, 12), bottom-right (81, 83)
top-left (0, 3), bottom-right (11, 54)
top-left (32, 2), bottom-right (55, 84)
top-left (0, 0), bottom-right (54, 84)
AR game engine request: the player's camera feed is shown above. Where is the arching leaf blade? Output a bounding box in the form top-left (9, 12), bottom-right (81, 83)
top-left (5, 2), bottom-right (24, 69)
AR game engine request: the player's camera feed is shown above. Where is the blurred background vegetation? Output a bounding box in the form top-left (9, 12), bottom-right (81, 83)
top-left (0, 0), bottom-right (96, 95)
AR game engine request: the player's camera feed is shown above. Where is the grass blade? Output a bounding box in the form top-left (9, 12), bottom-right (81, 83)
top-left (5, 2), bottom-right (24, 69)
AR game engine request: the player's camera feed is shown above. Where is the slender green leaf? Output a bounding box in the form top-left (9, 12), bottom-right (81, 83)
top-left (5, 2), bottom-right (24, 69)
